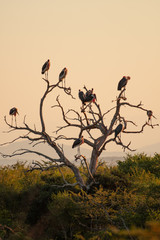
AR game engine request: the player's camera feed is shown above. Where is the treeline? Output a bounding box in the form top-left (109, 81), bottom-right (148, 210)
top-left (1, 153), bottom-right (160, 239)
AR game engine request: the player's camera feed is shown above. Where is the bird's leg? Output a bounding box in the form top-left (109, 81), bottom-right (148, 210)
top-left (15, 116), bottom-right (17, 127)
top-left (64, 78), bottom-right (66, 88)
top-left (149, 118), bottom-right (152, 125)
top-left (123, 89), bottom-right (126, 98)
top-left (77, 146), bottom-right (80, 156)
top-left (11, 116), bottom-right (13, 126)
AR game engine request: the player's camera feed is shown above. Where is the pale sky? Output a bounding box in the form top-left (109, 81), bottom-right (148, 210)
top-left (0, 0), bottom-right (160, 153)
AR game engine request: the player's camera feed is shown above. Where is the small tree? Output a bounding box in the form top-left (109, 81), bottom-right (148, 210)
top-left (0, 65), bottom-right (159, 190)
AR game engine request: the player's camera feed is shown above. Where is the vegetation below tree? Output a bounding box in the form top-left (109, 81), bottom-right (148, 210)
top-left (1, 153), bottom-right (160, 239)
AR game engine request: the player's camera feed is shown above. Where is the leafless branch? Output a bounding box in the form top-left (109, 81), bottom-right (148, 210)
top-left (0, 148), bottom-right (62, 163)
top-left (115, 139), bottom-right (136, 152)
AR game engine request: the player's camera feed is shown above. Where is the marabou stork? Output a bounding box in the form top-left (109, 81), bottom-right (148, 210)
top-left (84, 94), bottom-right (96, 103)
top-left (147, 110), bottom-right (156, 124)
top-left (117, 76), bottom-right (130, 98)
top-left (9, 107), bottom-right (19, 126)
top-left (85, 88), bottom-right (94, 97)
top-left (72, 136), bottom-right (84, 155)
top-left (59, 67), bottom-right (67, 87)
top-left (41, 59), bottom-right (50, 78)
top-left (115, 123), bottom-right (123, 139)
top-left (78, 90), bottom-right (86, 105)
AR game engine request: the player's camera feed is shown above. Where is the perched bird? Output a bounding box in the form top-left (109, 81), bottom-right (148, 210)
top-left (117, 76), bottom-right (130, 90)
top-left (84, 94), bottom-right (95, 103)
top-left (59, 67), bottom-right (68, 87)
top-left (117, 76), bottom-right (130, 98)
top-left (9, 107), bottom-right (19, 126)
top-left (79, 90), bottom-right (86, 105)
top-left (41, 59), bottom-right (50, 78)
top-left (72, 136), bottom-right (84, 155)
top-left (147, 110), bottom-right (156, 123)
top-left (92, 94), bottom-right (97, 103)
top-left (85, 88), bottom-right (94, 97)
top-left (84, 88), bottom-right (96, 104)
top-left (115, 123), bottom-right (123, 139)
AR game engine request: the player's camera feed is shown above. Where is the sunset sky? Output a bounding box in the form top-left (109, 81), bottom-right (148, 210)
top-left (0, 0), bottom-right (160, 154)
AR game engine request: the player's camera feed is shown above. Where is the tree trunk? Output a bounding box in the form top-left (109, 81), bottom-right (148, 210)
top-left (89, 148), bottom-right (99, 175)
top-left (89, 135), bottom-right (108, 175)
top-left (69, 164), bottom-right (86, 188)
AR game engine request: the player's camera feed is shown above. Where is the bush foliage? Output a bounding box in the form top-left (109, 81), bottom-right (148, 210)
top-left (1, 153), bottom-right (160, 239)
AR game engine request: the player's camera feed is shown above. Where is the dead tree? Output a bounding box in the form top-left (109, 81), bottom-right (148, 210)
top-left (0, 70), bottom-right (159, 190)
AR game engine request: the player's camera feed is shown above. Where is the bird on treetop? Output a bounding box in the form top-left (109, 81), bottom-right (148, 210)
top-left (9, 107), bottom-right (18, 116)
top-left (114, 123), bottom-right (124, 139)
top-left (86, 88), bottom-right (94, 97)
top-left (9, 107), bottom-right (19, 126)
top-left (59, 67), bottom-right (68, 87)
top-left (84, 88), bottom-right (96, 104)
top-left (117, 76), bottom-right (130, 91)
top-left (78, 90), bottom-right (86, 105)
top-left (41, 59), bottom-right (50, 75)
top-left (84, 94), bottom-right (95, 103)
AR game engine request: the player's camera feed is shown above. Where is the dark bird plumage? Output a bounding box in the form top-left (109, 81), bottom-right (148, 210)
top-left (72, 136), bottom-right (84, 148)
top-left (41, 59), bottom-right (50, 74)
top-left (9, 107), bottom-right (18, 116)
top-left (86, 88), bottom-right (94, 97)
top-left (84, 94), bottom-right (95, 103)
top-left (59, 67), bottom-right (67, 81)
top-left (117, 76), bottom-right (130, 91)
top-left (115, 123), bottom-right (123, 138)
top-left (147, 110), bottom-right (156, 123)
top-left (147, 110), bottom-right (153, 120)
top-left (79, 90), bottom-right (86, 105)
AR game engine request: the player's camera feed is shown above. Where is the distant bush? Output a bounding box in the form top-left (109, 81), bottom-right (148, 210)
top-left (118, 153), bottom-right (160, 178)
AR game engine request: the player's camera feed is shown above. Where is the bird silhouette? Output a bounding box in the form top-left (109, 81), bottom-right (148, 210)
top-left (9, 107), bottom-right (19, 126)
top-left (41, 59), bottom-right (50, 78)
top-left (117, 76), bottom-right (130, 98)
top-left (115, 123), bottom-right (123, 139)
top-left (72, 136), bottom-right (84, 155)
top-left (59, 67), bottom-right (67, 87)
top-left (79, 90), bottom-right (86, 105)
top-left (147, 110), bottom-right (156, 124)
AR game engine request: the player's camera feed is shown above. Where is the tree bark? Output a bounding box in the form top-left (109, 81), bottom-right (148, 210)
top-left (89, 147), bottom-right (99, 175)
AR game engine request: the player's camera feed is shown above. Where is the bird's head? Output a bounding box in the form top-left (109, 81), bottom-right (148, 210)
top-left (92, 94), bottom-right (97, 103)
top-left (147, 110), bottom-right (153, 117)
top-left (127, 76), bottom-right (131, 80)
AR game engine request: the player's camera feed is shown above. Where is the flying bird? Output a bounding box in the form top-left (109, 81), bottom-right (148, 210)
top-left (79, 90), bottom-right (86, 105)
top-left (41, 59), bottom-right (50, 78)
top-left (72, 136), bottom-right (84, 155)
top-left (117, 76), bottom-right (130, 98)
top-left (114, 123), bottom-right (123, 139)
top-left (9, 107), bottom-right (19, 126)
top-left (59, 67), bottom-right (68, 87)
